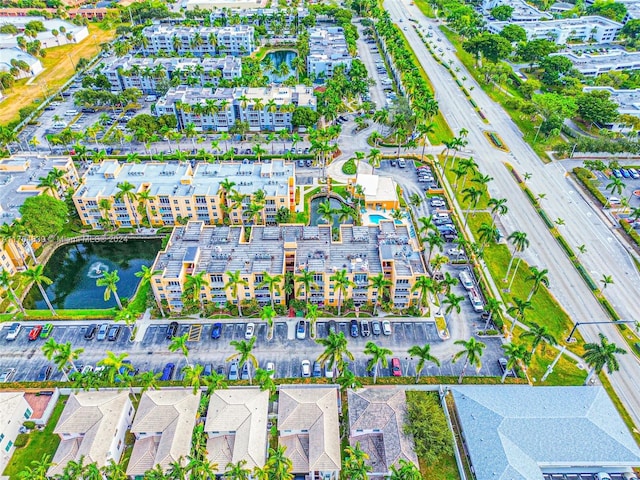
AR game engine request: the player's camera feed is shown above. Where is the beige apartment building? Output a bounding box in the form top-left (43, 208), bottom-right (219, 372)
top-left (73, 160), bottom-right (296, 229)
top-left (150, 220), bottom-right (426, 311)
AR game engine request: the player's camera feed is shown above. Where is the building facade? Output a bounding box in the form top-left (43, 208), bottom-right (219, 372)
top-left (150, 220), bottom-right (426, 311)
top-left (102, 55), bottom-right (242, 94)
top-left (557, 49), bottom-right (640, 76)
top-left (154, 85), bottom-right (316, 132)
top-left (0, 392), bottom-right (33, 474)
top-left (481, 0), bottom-right (552, 22)
top-left (209, 7), bottom-right (309, 33)
top-left (73, 159), bottom-right (295, 229)
top-left (307, 27), bottom-right (352, 79)
top-left (0, 48), bottom-right (43, 78)
top-left (142, 24), bottom-right (256, 57)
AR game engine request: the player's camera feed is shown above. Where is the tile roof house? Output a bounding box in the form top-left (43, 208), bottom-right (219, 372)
top-left (278, 387), bottom-right (341, 480)
top-left (347, 387), bottom-right (419, 478)
top-left (452, 386), bottom-right (640, 480)
top-left (126, 389), bottom-right (200, 478)
top-left (48, 391), bottom-right (134, 477)
top-left (204, 388), bottom-right (269, 473)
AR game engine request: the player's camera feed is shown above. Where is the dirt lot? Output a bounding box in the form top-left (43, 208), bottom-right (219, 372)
top-left (0, 23), bottom-right (116, 126)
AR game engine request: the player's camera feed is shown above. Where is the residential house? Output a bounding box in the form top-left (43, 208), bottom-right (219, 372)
top-left (0, 392), bottom-right (34, 473)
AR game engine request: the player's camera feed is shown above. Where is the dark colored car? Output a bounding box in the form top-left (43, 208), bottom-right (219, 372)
top-left (161, 363), bottom-right (175, 381)
top-left (37, 365), bottom-right (53, 381)
top-left (216, 364), bottom-right (225, 376)
top-left (211, 322), bottom-right (222, 339)
top-left (312, 361), bottom-right (322, 377)
top-left (228, 361), bottom-right (239, 380)
top-left (166, 321), bottom-right (179, 340)
top-left (350, 319), bottom-right (358, 338)
top-left (203, 364), bottom-right (213, 376)
top-left (107, 325), bottom-right (121, 341)
top-left (84, 324), bottom-right (98, 340)
top-left (241, 362), bottom-right (250, 380)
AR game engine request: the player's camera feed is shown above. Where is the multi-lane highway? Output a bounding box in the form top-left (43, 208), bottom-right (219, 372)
top-left (383, 0), bottom-right (640, 425)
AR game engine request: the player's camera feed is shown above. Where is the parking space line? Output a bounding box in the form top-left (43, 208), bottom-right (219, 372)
top-left (188, 324), bottom-right (202, 342)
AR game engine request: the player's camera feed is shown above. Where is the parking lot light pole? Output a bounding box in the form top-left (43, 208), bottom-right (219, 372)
top-left (566, 319), bottom-right (639, 343)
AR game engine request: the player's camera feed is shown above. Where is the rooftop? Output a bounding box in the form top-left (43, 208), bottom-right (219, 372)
top-left (489, 14), bottom-right (622, 30)
top-left (0, 47), bottom-right (40, 70)
top-left (583, 86), bottom-right (640, 116)
top-left (452, 386), bottom-right (640, 480)
top-left (0, 16), bottom-right (87, 47)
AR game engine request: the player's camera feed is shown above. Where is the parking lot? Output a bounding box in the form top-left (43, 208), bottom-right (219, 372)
top-left (0, 318), bottom-right (503, 382)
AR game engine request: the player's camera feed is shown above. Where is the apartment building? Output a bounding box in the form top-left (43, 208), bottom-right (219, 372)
top-left (557, 49), bottom-right (640, 76)
top-left (142, 24), bottom-right (256, 57)
top-left (481, 0), bottom-right (552, 22)
top-left (209, 7), bottom-right (309, 32)
top-left (73, 160), bottom-right (295, 229)
top-left (154, 85), bottom-right (317, 132)
top-left (307, 27), bottom-right (352, 79)
top-left (0, 155), bottom-right (78, 275)
top-left (150, 220), bottom-right (426, 311)
top-left (102, 55), bottom-right (242, 94)
top-left (487, 15), bottom-right (622, 44)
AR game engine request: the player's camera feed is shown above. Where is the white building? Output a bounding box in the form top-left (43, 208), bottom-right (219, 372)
top-left (0, 16), bottom-right (88, 49)
top-left (307, 27), bottom-right (352, 79)
top-left (102, 55), bottom-right (242, 94)
top-left (154, 85), bottom-right (317, 132)
top-left (0, 47), bottom-right (42, 78)
top-left (487, 15), bottom-right (622, 44)
top-left (209, 7), bottom-right (309, 32)
top-left (142, 24), bottom-right (256, 57)
top-left (557, 49), bottom-right (640, 76)
top-left (0, 392), bottom-right (34, 474)
top-left (583, 86), bottom-right (639, 131)
top-left (481, 0), bottom-right (552, 22)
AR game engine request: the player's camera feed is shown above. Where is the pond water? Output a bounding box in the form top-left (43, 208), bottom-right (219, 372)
top-left (309, 196), bottom-right (353, 228)
top-left (265, 50), bottom-right (297, 83)
top-left (24, 240), bottom-right (161, 310)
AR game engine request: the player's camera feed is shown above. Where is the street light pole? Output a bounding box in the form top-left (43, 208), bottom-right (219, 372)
top-left (566, 319), bottom-right (638, 343)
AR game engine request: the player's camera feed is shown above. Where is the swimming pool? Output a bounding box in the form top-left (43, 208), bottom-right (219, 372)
top-left (368, 214), bottom-right (402, 225)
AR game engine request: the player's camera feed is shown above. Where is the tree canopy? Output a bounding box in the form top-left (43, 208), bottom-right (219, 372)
top-left (19, 195), bottom-right (68, 238)
top-left (403, 392), bottom-right (454, 465)
top-left (491, 5), bottom-right (514, 20)
top-left (576, 90), bottom-right (619, 126)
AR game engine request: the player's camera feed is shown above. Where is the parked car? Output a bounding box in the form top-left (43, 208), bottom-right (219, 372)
top-left (5, 323), bottom-right (21, 341)
top-left (216, 364), bottom-right (225, 376)
top-left (166, 321), bottom-right (179, 339)
top-left (228, 361), bottom-right (239, 380)
top-left (324, 362), bottom-right (334, 378)
top-left (161, 363), bottom-right (175, 381)
top-left (85, 324), bottom-right (98, 340)
top-left (0, 368), bottom-right (16, 382)
top-left (498, 357), bottom-right (514, 377)
top-left (241, 362), bottom-right (250, 380)
top-left (312, 361), bottom-right (322, 377)
top-left (430, 198), bottom-right (446, 207)
top-left (621, 169), bottom-right (631, 178)
top-left (203, 364), bottom-right (213, 377)
top-left (97, 324), bottom-right (109, 341)
top-left (40, 323), bottom-right (53, 339)
top-left (211, 322), bottom-right (222, 339)
top-left (382, 320), bottom-right (392, 336)
top-left (245, 322), bottom-right (255, 339)
top-left (391, 358), bottom-right (402, 376)
top-left (360, 320), bottom-right (371, 337)
top-left (266, 361), bottom-right (275, 377)
top-left (296, 320), bottom-right (306, 340)
top-left (372, 321), bottom-right (381, 335)
top-left (37, 364), bottom-right (53, 381)
top-left (28, 325), bottom-right (43, 341)
top-left (107, 325), bottom-right (121, 341)
top-left (612, 169), bottom-right (622, 178)
top-left (301, 359), bottom-right (311, 377)
top-left (350, 319), bottom-right (359, 338)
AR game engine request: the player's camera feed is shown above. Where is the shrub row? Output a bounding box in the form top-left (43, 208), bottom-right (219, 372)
top-left (600, 297), bottom-right (620, 320)
top-left (555, 234), bottom-right (576, 258)
top-left (619, 219), bottom-right (640, 250)
top-left (576, 264), bottom-right (598, 290)
top-left (539, 210), bottom-right (554, 228)
top-left (573, 167), bottom-right (607, 207)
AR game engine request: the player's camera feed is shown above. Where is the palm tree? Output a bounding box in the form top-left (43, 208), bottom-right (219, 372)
top-left (306, 303), bottom-right (319, 339)
top-left (521, 322), bottom-right (557, 356)
top-left (411, 275), bottom-right (435, 311)
top-left (343, 442), bottom-right (371, 480)
top-left (97, 351), bottom-right (130, 384)
top-left (266, 445), bottom-right (293, 480)
top-left (261, 305), bottom-right (276, 340)
top-left (526, 267), bottom-right (549, 301)
top-left (443, 292), bottom-right (465, 317)
top-left (169, 333), bottom-right (191, 367)
top-left (606, 177), bottom-right (626, 200)
top-left (227, 337), bottom-right (257, 384)
top-left (316, 331), bottom-right (354, 377)
top-left (203, 371), bottom-right (228, 395)
top-left (254, 367), bottom-right (276, 394)
top-left (317, 199), bottom-right (334, 225)
top-left (336, 367), bottom-right (362, 393)
top-left (0, 269), bottom-right (25, 314)
top-left (41, 338), bottom-right (59, 362)
top-left (500, 342), bottom-right (528, 383)
top-left (331, 268), bottom-right (354, 316)
top-left (461, 186), bottom-right (482, 227)
top-left (225, 270), bottom-right (248, 316)
top-left (389, 459), bottom-right (422, 480)
top-left (503, 231), bottom-right (529, 284)
top-left (184, 271), bottom-right (207, 310)
top-left (135, 265), bottom-right (164, 316)
top-left (257, 272), bottom-right (282, 308)
top-left (600, 274), bottom-right (614, 289)
top-left (408, 344), bottom-right (440, 383)
top-left (368, 273), bottom-right (391, 315)
top-left (18, 454), bottom-right (51, 480)
top-left (477, 222), bottom-right (499, 251)
top-left (115, 181), bottom-right (139, 227)
top-left (364, 341), bottom-right (392, 384)
top-left (488, 197), bottom-right (508, 226)
top-left (582, 333), bottom-right (626, 385)
top-left (182, 364), bottom-right (204, 394)
top-left (507, 297), bottom-right (532, 335)
top-left (23, 265), bottom-right (56, 316)
top-left (295, 269), bottom-right (318, 304)
top-left (53, 341), bottom-right (84, 381)
top-left (224, 460), bottom-right (251, 480)
top-left (452, 337), bottom-right (486, 383)
top-left (96, 270), bottom-right (123, 309)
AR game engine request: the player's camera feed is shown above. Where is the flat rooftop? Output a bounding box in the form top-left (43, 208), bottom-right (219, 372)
top-left (583, 86), bottom-right (640, 116)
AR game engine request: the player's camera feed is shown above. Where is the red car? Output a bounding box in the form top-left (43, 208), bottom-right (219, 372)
top-left (28, 325), bottom-right (43, 341)
top-left (391, 358), bottom-right (402, 377)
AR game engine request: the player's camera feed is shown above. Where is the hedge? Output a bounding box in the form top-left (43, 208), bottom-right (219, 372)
top-left (576, 264), bottom-right (598, 290)
top-left (539, 209), bottom-right (554, 228)
top-left (620, 220), bottom-right (640, 249)
top-left (573, 167), bottom-right (607, 206)
top-left (556, 235), bottom-right (576, 259)
top-left (523, 187), bottom-right (538, 206)
top-left (13, 433), bottom-right (29, 448)
top-left (600, 298), bottom-right (620, 320)
top-left (342, 158), bottom-right (357, 175)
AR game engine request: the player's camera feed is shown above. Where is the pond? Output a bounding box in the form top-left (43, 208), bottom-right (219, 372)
top-left (24, 240), bottom-right (162, 310)
top-left (309, 196), bottom-right (354, 228)
top-left (265, 50), bottom-right (297, 83)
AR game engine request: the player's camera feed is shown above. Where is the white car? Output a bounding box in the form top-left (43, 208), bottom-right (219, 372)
top-left (245, 322), bottom-right (255, 339)
top-left (301, 360), bottom-right (311, 377)
top-left (0, 368), bottom-right (16, 382)
top-left (81, 365), bottom-right (94, 375)
top-left (382, 320), bottom-right (392, 336)
top-left (266, 361), bottom-right (275, 378)
top-left (5, 323), bottom-right (21, 341)
top-left (447, 248), bottom-right (465, 257)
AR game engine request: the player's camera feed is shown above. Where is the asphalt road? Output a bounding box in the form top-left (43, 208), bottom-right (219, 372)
top-left (384, 0), bottom-right (640, 425)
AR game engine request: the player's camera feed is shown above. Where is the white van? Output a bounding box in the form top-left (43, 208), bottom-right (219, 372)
top-left (64, 109), bottom-right (78, 116)
top-left (459, 271), bottom-right (474, 290)
top-left (145, 94), bottom-right (157, 102)
top-left (434, 212), bottom-right (450, 221)
top-left (468, 288), bottom-right (484, 312)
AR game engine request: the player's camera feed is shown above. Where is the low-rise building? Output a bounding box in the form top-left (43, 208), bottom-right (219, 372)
top-left (307, 27), bottom-right (352, 79)
top-left (348, 388), bottom-right (419, 478)
top-left (0, 154), bottom-right (79, 275)
top-left (348, 174), bottom-right (400, 211)
top-left (126, 389), bottom-right (200, 478)
top-left (278, 387), bottom-right (341, 480)
top-left (210, 7), bottom-right (309, 33)
top-left (451, 386), bottom-right (640, 480)
top-left (73, 159), bottom-right (295, 229)
top-left (205, 388), bottom-right (269, 473)
top-left (0, 48), bottom-right (42, 78)
top-left (487, 15), bottom-right (622, 44)
top-left (150, 219), bottom-right (426, 311)
top-left (0, 16), bottom-right (88, 49)
top-left (184, 0), bottom-right (268, 11)
top-left (481, 0), bottom-right (552, 22)
top-left (0, 392), bottom-right (34, 474)
top-left (154, 85), bottom-right (316, 132)
top-left (557, 49), bottom-right (640, 76)
top-left (142, 24), bottom-right (256, 57)
top-left (102, 55), bottom-right (242, 94)
top-left (48, 391), bottom-right (134, 477)
top-left (583, 86), bottom-right (638, 131)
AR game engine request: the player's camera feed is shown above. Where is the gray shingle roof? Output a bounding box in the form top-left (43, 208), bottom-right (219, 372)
top-left (452, 386), bottom-right (640, 480)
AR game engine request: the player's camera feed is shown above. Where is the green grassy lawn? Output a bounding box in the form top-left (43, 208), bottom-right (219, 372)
top-left (522, 337), bottom-right (588, 385)
top-left (23, 308), bottom-right (116, 320)
top-left (443, 158), bottom-right (491, 210)
top-left (4, 396), bottom-right (67, 479)
top-left (414, 0), bottom-right (436, 18)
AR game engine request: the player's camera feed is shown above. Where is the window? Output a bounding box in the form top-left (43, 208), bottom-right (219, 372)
top-left (0, 433), bottom-right (4, 443)
top-left (24, 408), bottom-right (32, 419)
top-left (5, 441), bottom-right (12, 452)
